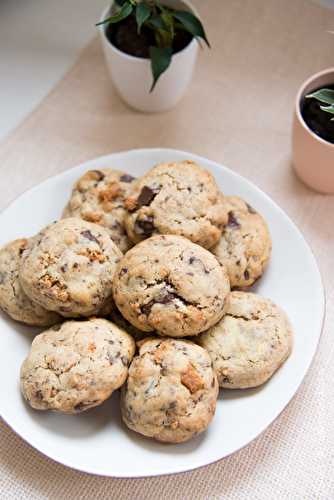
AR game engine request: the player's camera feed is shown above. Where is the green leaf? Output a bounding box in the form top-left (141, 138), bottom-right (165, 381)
top-left (149, 46), bottom-right (173, 92)
top-left (320, 104), bottom-right (334, 120)
top-left (306, 89), bottom-right (334, 105)
top-left (96, 3), bottom-right (133, 26)
top-left (136, 3), bottom-right (151, 33)
top-left (161, 11), bottom-right (174, 37)
top-left (148, 15), bottom-right (168, 31)
top-left (156, 2), bottom-right (167, 12)
top-left (172, 11), bottom-right (210, 47)
top-left (115, 0), bottom-right (127, 6)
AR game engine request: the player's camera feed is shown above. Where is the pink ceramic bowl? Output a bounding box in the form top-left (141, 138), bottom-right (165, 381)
top-left (292, 68), bottom-right (334, 194)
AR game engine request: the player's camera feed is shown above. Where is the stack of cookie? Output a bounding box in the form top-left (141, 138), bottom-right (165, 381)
top-left (0, 160), bottom-right (293, 444)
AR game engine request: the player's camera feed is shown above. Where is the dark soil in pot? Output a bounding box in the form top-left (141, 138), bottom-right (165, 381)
top-left (301, 84), bottom-right (334, 144)
top-left (106, 15), bottom-right (193, 58)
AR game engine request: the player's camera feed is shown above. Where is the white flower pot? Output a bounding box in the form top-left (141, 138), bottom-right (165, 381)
top-left (99, 0), bottom-right (199, 113)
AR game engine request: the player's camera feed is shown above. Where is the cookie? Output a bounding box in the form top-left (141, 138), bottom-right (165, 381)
top-left (121, 338), bottom-right (218, 443)
top-left (112, 235), bottom-right (230, 337)
top-left (211, 197), bottom-right (271, 288)
top-left (0, 239), bottom-right (60, 326)
top-left (63, 169), bottom-right (135, 253)
top-left (124, 161), bottom-right (227, 249)
top-left (198, 291), bottom-right (293, 389)
top-left (19, 218), bottom-right (122, 317)
top-left (20, 318), bottom-right (135, 414)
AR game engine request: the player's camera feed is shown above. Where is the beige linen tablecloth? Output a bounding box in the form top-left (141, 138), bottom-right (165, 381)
top-left (0, 0), bottom-right (333, 498)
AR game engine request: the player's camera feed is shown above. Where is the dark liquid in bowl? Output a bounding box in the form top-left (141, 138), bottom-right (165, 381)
top-left (301, 84), bottom-right (334, 144)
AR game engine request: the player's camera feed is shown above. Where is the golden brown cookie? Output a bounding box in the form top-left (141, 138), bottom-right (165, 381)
top-left (63, 169), bottom-right (136, 252)
top-left (19, 218), bottom-right (122, 317)
top-left (198, 292), bottom-right (293, 389)
top-left (112, 235), bottom-right (230, 337)
top-left (121, 338), bottom-right (218, 443)
top-left (0, 239), bottom-right (60, 326)
top-left (20, 318), bottom-right (135, 414)
top-left (211, 197), bottom-right (271, 288)
top-left (124, 161), bottom-right (227, 249)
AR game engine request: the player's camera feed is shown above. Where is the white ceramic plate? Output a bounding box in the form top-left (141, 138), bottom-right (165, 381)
top-left (0, 149), bottom-right (324, 478)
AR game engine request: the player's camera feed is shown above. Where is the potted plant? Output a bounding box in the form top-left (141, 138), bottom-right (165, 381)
top-left (292, 67), bottom-right (334, 193)
top-left (97, 0), bottom-right (209, 112)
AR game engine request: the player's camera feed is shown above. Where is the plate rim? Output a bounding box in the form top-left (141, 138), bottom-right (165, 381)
top-left (0, 148), bottom-right (326, 478)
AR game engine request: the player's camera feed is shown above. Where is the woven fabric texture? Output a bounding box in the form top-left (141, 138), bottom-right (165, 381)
top-left (0, 0), bottom-right (333, 498)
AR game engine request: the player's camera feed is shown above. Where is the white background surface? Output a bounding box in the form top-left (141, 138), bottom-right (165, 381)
top-left (0, 0), bottom-right (106, 140)
top-left (0, 0), bottom-right (333, 141)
